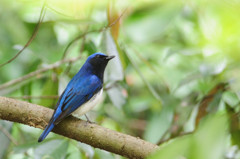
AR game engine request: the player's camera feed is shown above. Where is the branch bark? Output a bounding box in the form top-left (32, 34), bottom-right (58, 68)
top-left (0, 97), bottom-right (158, 159)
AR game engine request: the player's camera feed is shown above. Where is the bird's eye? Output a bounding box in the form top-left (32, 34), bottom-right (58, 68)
top-left (96, 55), bottom-right (100, 58)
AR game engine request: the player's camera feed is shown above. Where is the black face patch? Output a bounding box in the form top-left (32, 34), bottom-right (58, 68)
top-left (95, 54), bottom-right (106, 59)
top-left (90, 56), bottom-right (107, 66)
top-left (88, 56), bottom-right (109, 82)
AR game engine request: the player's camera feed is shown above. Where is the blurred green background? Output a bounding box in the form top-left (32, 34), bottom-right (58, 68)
top-left (0, 0), bottom-right (240, 158)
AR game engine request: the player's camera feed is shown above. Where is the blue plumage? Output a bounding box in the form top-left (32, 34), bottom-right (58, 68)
top-left (38, 53), bottom-right (114, 142)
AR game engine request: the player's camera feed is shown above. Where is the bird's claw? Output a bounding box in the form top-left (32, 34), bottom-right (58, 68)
top-left (84, 114), bottom-right (96, 124)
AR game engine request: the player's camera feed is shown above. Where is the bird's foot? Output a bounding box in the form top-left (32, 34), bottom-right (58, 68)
top-left (84, 114), bottom-right (96, 124)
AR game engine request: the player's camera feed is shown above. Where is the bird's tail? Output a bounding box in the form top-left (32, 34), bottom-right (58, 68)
top-left (38, 119), bottom-right (55, 142)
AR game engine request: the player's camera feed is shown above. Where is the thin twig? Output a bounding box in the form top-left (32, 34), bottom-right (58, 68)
top-left (0, 124), bottom-right (18, 145)
top-left (125, 50), bottom-right (163, 102)
top-left (0, 56), bottom-right (82, 91)
top-left (63, 61), bottom-right (73, 75)
top-left (107, 7), bottom-right (127, 28)
top-left (79, 32), bottom-right (87, 54)
top-left (158, 132), bottom-right (193, 145)
top-left (46, 4), bottom-right (78, 18)
top-left (9, 95), bottom-right (59, 100)
top-left (130, 46), bottom-right (170, 93)
top-left (0, 1), bottom-right (47, 68)
top-left (61, 29), bottom-right (99, 59)
top-left (61, 7), bottom-right (128, 59)
top-left (63, 26), bottom-right (89, 75)
top-left (104, 81), bottom-right (119, 90)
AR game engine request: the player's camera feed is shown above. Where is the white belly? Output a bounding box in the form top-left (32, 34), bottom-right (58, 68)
top-left (72, 89), bottom-right (103, 118)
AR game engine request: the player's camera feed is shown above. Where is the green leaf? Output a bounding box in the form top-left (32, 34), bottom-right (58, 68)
top-left (143, 106), bottom-right (173, 144)
top-left (84, 40), bottom-right (97, 54)
top-left (101, 118), bottom-right (120, 131)
top-left (34, 139), bottom-right (69, 159)
top-left (150, 135), bottom-right (191, 159)
top-left (226, 105), bottom-right (240, 148)
top-left (94, 149), bottom-right (115, 159)
top-left (223, 91), bottom-right (239, 107)
top-left (125, 3), bottom-right (181, 43)
top-left (148, 113), bottom-right (228, 159)
top-left (66, 142), bottom-right (82, 159)
top-left (39, 74), bottom-right (58, 107)
top-left (101, 30), bottom-right (124, 82)
top-left (0, 121), bottom-right (13, 158)
top-left (125, 49), bottom-right (162, 103)
top-left (105, 83), bottom-right (126, 108)
top-left (100, 30), bottom-right (126, 108)
top-left (14, 141), bottom-right (39, 153)
top-left (20, 81), bottom-right (32, 103)
top-left (77, 142), bottom-right (95, 158)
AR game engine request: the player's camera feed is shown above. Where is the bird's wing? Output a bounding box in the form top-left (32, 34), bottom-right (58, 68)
top-left (53, 75), bottom-right (102, 124)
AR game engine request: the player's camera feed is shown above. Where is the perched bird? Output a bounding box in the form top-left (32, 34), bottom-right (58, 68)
top-left (38, 53), bottom-right (115, 142)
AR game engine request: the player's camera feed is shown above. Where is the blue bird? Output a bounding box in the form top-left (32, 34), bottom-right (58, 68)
top-left (38, 53), bottom-right (115, 142)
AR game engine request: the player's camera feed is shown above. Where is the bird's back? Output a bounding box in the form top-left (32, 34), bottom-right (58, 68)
top-left (53, 73), bottom-right (102, 124)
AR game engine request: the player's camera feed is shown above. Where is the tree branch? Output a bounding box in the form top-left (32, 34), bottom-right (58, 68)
top-left (0, 56), bottom-right (82, 93)
top-left (0, 97), bottom-right (158, 159)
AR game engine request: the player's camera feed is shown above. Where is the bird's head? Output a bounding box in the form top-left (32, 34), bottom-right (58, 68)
top-left (86, 52), bottom-right (115, 80)
top-left (87, 53), bottom-right (115, 65)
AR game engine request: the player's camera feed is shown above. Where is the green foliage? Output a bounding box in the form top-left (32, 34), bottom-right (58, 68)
top-left (148, 113), bottom-right (229, 159)
top-left (0, 0), bottom-right (240, 158)
top-left (0, 121), bottom-right (12, 158)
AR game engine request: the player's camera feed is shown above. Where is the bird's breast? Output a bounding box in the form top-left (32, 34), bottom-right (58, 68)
top-left (72, 89), bottom-right (103, 118)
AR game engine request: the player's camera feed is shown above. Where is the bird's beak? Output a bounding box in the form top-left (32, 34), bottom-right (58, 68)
top-left (105, 55), bottom-right (115, 60)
